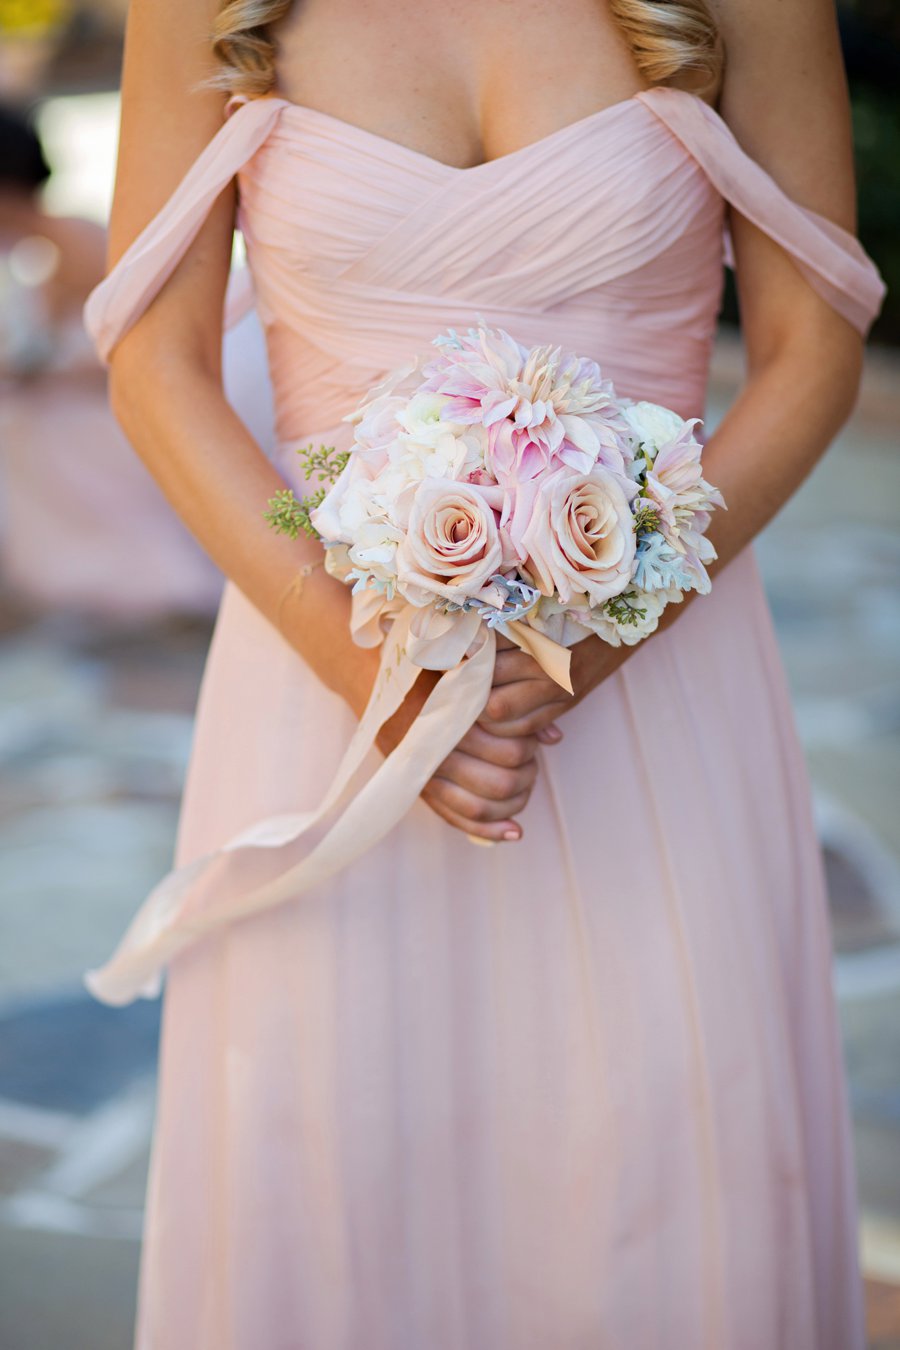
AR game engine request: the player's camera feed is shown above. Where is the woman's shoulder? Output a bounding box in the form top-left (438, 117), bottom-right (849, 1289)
top-left (705, 0), bottom-right (857, 230)
top-left (108, 0), bottom-right (232, 266)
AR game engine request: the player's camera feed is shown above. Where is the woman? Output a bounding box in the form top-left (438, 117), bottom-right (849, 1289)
top-left (83, 0), bottom-right (885, 1345)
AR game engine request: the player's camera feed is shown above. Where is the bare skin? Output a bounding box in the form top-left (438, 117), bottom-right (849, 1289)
top-left (104, 0), bottom-right (864, 840)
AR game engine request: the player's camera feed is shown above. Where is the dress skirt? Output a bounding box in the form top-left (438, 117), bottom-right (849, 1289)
top-left (133, 541), bottom-right (863, 1349)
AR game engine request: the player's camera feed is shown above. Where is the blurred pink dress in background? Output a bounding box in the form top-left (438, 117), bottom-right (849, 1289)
top-left (84, 86), bottom-right (884, 1348)
top-left (0, 251), bottom-right (273, 619)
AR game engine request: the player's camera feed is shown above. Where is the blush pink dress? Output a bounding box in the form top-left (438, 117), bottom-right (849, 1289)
top-left (84, 87), bottom-right (885, 1349)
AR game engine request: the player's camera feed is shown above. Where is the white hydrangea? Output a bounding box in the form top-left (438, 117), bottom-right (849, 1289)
top-left (388, 393), bottom-right (486, 482)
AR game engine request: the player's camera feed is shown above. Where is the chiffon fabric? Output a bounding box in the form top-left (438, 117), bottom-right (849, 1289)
top-left (84, 86), bottom-right (884, 1349)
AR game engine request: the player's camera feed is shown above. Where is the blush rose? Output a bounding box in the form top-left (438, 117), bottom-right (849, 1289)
top-left (519, 466), bottom-right (636, 606)
top-left (396, 478), bottom-right (503, 605)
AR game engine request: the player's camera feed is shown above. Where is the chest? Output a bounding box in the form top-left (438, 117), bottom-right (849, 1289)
top-left (269, 0), bottom-right (649, 171)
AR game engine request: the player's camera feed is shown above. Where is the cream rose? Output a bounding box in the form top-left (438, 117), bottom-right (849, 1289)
top-left (519, 466), bottom-right (636, 606)
top-left (396, 478), bottom-right (503, 605)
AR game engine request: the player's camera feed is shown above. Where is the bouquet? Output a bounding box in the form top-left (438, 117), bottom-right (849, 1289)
top-left (267, 322), bottom-right (724, 686)
top-left (80, 324), bottom-right (725, 1005)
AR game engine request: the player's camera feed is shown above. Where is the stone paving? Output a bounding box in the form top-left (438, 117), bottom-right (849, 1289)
top-left (0, 338), bottom-right (898, 1349)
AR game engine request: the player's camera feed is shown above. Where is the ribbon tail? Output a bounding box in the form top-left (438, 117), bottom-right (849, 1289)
top-left (222, 607), bottom-right (418, 851)
top-left (83, 620), bottom-right (496, 1006)
top-left (504, 619), bottom-right (574, 694)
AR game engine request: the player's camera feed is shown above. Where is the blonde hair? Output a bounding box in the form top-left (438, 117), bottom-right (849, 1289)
top-left (211, 0), bottom-right (723, 100)
top-left (608, 0), bottom-right (723, 95)
top-left (210, 0), bottom-right (292, 98)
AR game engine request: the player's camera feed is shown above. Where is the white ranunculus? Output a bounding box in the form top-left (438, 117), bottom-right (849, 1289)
top-left (622, 401), bottom-right (686, 458)
top-left (395, 392), bottom-right (451, 439)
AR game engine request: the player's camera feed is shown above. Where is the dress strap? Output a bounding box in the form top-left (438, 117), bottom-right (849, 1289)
top-left (83, 96), bottom-right (287, 364)
top-left (635, 87), bottom-right (886, 337)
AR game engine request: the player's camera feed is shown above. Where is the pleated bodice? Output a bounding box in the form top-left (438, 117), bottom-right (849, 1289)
top-left (85, 86), bottom-right (885, 461)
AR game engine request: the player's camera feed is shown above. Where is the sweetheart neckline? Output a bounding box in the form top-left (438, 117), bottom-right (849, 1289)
top-left (238, 86), bottom-right (704, 175)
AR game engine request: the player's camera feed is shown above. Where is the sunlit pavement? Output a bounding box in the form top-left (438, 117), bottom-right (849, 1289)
top-left (0, 612), bottom-right (206, 1348)
top-left (0, 337), bottom-right (898, 1349)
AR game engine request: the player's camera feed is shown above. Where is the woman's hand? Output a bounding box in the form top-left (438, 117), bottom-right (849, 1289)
top-left (374, 660), bottom-right (544, 843)
top-left (374, 629), bottom-right (629, 843)
top-left (478, 631), bottom-right (627, 739)
top-left (422, 719), bottom-right (542, 842)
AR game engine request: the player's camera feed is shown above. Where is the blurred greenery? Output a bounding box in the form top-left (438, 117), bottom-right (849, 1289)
top-left (850, 88), bottom-right (900, 345)
top-left (720, 1), bottom-right (900, 344)
top-left (842, 0), bottom-right (900, 343)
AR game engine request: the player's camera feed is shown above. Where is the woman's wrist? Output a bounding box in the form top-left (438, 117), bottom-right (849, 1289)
top-left (275, 560), bottom-right (380, 713)
top-left (375, 666), bottom-right (442, 755)
top-left (275, 557), bottom-right (326, 634)
top-left (568, 632), bottom-right (630, 704)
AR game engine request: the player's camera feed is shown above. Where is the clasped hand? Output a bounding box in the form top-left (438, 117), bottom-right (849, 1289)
top-left (419, 630), bottom-right (624, 842)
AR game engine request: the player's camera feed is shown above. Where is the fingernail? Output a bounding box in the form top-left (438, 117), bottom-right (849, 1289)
top-left (544, 724), bottom-right (563, 742)
top-left (503, 827), bottom-right (520, 841)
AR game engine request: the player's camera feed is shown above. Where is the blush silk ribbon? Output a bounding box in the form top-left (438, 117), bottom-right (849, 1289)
top-left (83, 594), bottom-right (573, 1005)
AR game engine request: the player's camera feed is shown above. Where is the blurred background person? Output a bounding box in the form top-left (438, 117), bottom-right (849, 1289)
top-left (0, 102), bottom-right (225, 617)
top-left (0, 100), bottom-right (276, 621)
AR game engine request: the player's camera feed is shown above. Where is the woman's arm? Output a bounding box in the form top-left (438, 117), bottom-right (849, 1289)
top-left (106, 0), bottom-right (367, 696)
top-left (480, 0), bottom-right (866, 737)
top-left (104, 0), bottom-right (540, 842)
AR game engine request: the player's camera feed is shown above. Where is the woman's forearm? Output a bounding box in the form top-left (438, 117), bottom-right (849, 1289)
top-left (108, 344), bottom-right (381, 713)
top-left (652, 328), bottom-right (862, 630)
top-left (692, 328), bottom-right (863, 579)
